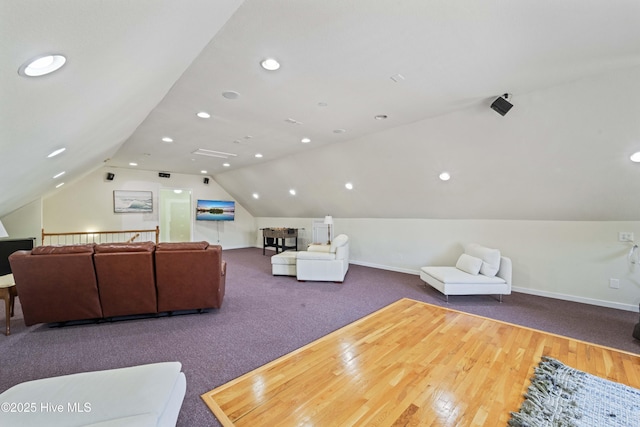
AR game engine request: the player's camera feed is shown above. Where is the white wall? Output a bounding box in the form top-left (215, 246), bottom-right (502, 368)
top-left (256, 216), bottom-right (640, 312)
top-left (42, 166), bottom-right (255, 249)
top-left (7, 171), bottom-right (640, 313)
top-left (0, 199), bottom-right (42, 244)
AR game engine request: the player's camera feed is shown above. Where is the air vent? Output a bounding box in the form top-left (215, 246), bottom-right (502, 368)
top-left (192, 149), bottom-right (238, 159)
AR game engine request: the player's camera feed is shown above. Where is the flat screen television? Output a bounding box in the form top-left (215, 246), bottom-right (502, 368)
top-left (196, 200), bottom-right (235, 221)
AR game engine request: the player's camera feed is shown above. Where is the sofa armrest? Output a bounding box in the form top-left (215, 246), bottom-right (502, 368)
top-left (496, 256), bottom-right (512, 285)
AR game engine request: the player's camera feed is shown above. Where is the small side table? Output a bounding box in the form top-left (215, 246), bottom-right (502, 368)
top-left (0, 274), bottom-right (17, 336)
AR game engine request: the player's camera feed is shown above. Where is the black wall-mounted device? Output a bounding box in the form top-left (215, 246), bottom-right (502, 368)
top-left (490, 94), bottom-right (514, 116)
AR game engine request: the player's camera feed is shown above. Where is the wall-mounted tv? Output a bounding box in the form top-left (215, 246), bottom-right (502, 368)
top-left (196, 200), bottom-right (235, 221)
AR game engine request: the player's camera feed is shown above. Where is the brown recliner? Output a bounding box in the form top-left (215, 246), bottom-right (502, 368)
top-left (154, 242), bottom-right (226, 312)
top-left (94, 242), bottom-right (158, 317)
top-left (9, 244), bottom-right (102, 325)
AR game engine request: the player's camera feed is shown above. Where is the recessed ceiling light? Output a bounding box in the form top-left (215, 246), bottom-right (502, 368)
top-left (129, 162), bottom-right (138, 166)
top-left (53, 171), bottom-right (65, 179)
top-left (374, 114), bottom-right (388, 120)
top-left (345, 182), bottom-right (353, 190)
top-left (631, 152), bottom-right (640, 162)
top-left (222, 91), bottom-right (240, 99)
top-left (255, 153), bottom-right (263, 158)
top-left (260, 58), bottom-right (280, 71)
top-left (197, 112), bottom-right (211, 119)
top-left (161, 137), bottom-right (173, 143)
top-left (19, 54), bottom-right (67, 77)
top-left (318, 102), bottom-right (328, 107)
top-left (223, 163), bottom-right (230, 167)
top-left (55, 182), bottom-right (65, 188)
top-left (439, 172), bottom-right (451, 181)
top-left (333, 129), bottom-right (346, 134)
top-left (289, 189), bottom-right (296, 196)
top-left (301, 137), bottom-right (311, 143)
top-left (201, 170), bottom-right (207, 174)
top-left (252, 193), bottom-right (259, 199)
top-left (47, 147), bottom-right (66, 158)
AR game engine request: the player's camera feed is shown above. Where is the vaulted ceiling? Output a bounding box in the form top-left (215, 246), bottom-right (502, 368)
top-left (3, 1), bottom-right (640, 220)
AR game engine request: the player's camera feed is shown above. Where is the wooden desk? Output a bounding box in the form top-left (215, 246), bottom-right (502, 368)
top-left (262, 228), bottom-right (298, 255)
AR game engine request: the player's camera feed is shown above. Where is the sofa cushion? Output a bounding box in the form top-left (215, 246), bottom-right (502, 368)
top-left (421, 266), bottom-right (507, 285)
top-left (156, 241), bottom-right (208, 251)
top-left (31, 243), bottom-right (95, 255)
top-left (465, 243), bottom-right (501, 277)
top-left (455, 253), bottom-right (482, 275)
top-left (271, 251), bottom-right (298, 265)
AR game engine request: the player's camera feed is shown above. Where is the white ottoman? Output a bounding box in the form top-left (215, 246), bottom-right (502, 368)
top-left (0, 362), bottom-right (186, 427)
top-left (271, 251), bottom-right (297, 276)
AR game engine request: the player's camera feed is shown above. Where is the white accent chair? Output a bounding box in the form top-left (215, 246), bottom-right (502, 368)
top-left (296, 234), bottom-right (349, 282)
top-left (420, 243), bottom-right (512, 302)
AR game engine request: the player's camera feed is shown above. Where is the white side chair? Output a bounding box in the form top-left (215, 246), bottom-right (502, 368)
top-left (296, 234), bottom-right (349, 282)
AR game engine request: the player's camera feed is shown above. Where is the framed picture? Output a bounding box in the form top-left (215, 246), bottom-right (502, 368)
top-left (113, 190), bottom-right (153, 213)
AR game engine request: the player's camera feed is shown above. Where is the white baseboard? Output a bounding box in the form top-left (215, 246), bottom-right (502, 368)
top-left (511, 286), bottom-right (639, 313)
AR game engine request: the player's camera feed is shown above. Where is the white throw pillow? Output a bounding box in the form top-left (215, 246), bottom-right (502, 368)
top-left (465, 243), bottom-right (501, 277)
top-left (455, 253), bottom-right (483, 275)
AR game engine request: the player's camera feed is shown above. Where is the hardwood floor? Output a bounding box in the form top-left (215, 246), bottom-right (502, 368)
top-left (202, 298), bottom-right (640, 426)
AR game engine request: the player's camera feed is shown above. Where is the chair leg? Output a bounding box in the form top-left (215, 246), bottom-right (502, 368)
top-left (2, 291), bottom-right (10, 336)
top-left (10, 287), bottom-right (17, 317)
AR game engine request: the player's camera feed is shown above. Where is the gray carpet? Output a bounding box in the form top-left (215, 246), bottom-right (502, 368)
top-left (1, 248), bottom-right (638, 426)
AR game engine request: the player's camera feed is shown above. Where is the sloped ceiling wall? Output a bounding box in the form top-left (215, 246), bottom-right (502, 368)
top-left (0, 0), bottom-right (244, 218)
top-left (215, 65), bottom-right (640, 220)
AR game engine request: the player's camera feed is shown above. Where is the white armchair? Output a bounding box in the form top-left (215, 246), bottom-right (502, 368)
top-left (296, 234), bottom-right (349, 282)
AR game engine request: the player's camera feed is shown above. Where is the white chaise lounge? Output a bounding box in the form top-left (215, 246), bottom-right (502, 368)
top-left (0, 362), bottom-right (186, 427)
top-left (296, 234), bottom-right (349, 282)
top-left (420, 243), bottom-right (512, 302)
top-left (271, 234), bottom-right (350, 282)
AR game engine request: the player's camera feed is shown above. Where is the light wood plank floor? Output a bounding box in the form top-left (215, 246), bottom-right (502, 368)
top-left (202, 298), bottom-right (640, 426)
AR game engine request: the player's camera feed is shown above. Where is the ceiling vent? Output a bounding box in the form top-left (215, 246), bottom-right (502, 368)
top-left (192, 149), bottom-right (238, 159)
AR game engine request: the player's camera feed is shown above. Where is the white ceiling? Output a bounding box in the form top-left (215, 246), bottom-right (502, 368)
top-left (3, 1), bottom-right (640, 220)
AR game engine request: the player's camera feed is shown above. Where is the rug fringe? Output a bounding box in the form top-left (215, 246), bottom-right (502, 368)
top-left (508, 357), bottom-right (582, 427)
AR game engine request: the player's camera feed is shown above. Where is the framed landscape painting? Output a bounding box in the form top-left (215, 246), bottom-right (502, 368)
top-left (113, 190), bottom-right (153, 213)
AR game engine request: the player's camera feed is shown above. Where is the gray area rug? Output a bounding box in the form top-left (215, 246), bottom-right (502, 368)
top-left (509, 356), bottom-right (640, 427)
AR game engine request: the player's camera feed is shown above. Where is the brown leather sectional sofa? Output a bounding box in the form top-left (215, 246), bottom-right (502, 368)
top-left (8, 241), bottom-right (226, 326)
